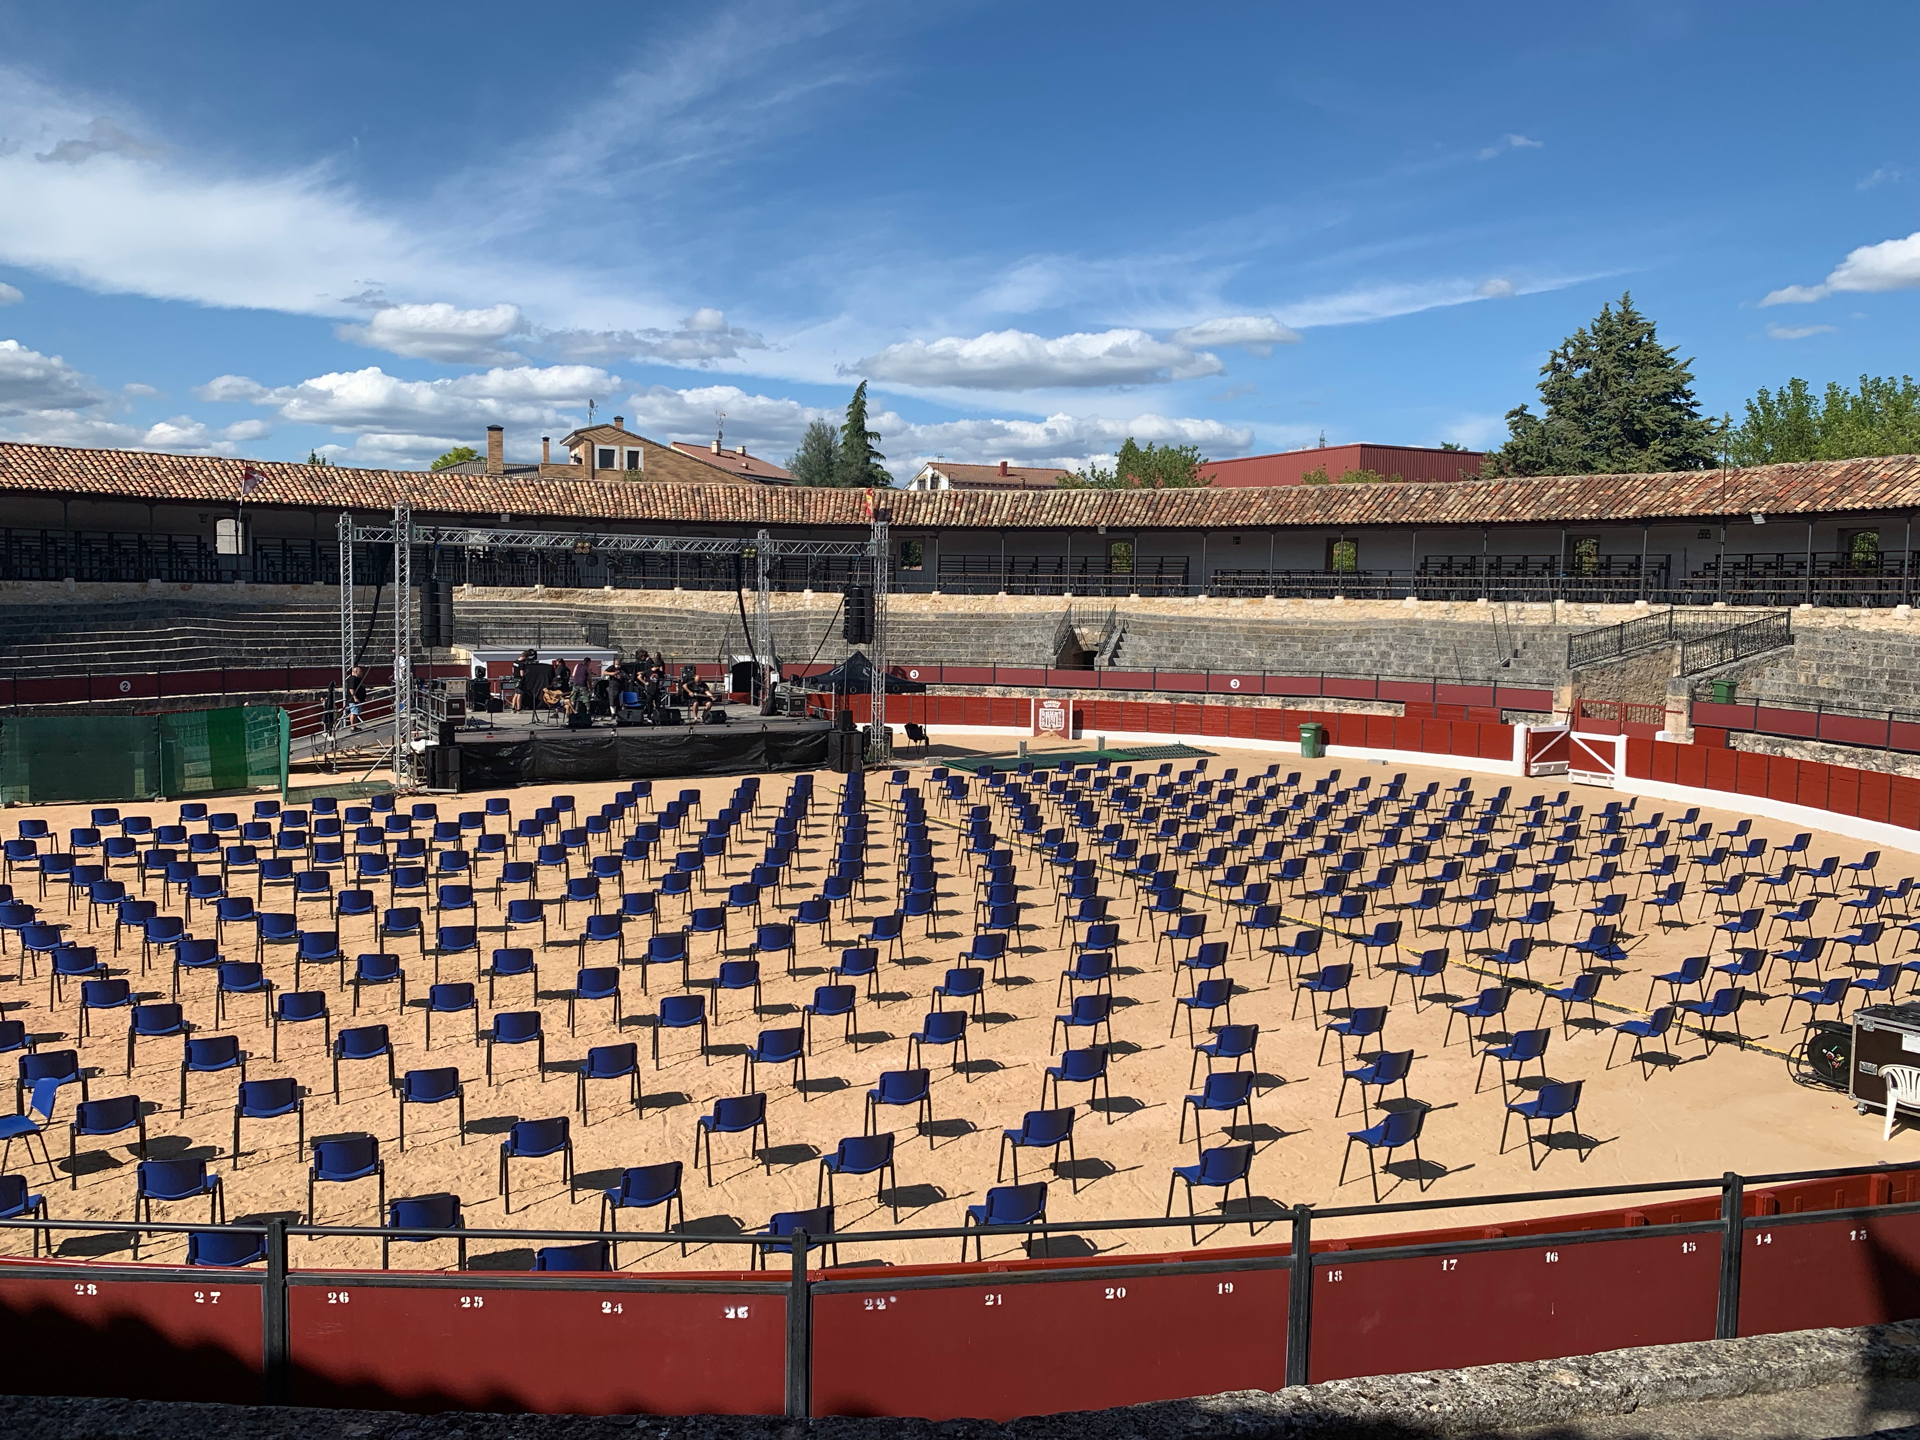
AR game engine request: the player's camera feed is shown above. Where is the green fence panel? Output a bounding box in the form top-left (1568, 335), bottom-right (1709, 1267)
top-left (0, 705), bottom-right (284, 804)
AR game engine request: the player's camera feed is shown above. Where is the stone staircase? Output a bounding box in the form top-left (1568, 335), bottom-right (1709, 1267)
top-left (0, 600), bottom-right (362, 677)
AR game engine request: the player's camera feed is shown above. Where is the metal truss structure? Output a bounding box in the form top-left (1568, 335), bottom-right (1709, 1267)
top-left (335, 516), bottom-right (890, 787)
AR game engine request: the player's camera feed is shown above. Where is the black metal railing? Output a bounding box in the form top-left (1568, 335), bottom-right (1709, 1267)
top-left (1678, 611), bottom-right (1795, 674)
top-left (0, 1158), bottom-right (1912, 1418)
top-left (1565, 607), bottom-right (1751, 668)
top-left (932, 555), bottom-right (1189, 597)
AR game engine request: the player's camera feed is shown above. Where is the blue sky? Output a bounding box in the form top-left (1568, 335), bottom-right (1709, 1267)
top-left (0, 0), bottom-right (1914, 476)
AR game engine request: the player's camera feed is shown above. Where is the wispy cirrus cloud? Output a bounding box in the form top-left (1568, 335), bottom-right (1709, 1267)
top-left (856, 328), bottom-right (1225, 390)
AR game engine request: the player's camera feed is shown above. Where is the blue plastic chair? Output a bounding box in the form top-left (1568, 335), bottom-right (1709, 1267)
top-left (803, 984), bottom-right (859, 1053)
top-left (743, 1027), bottom-right (808, 1096)
top-left (639, 932), bottom-right (691, 994)
top-left (961, 1182), bottom-right (1047, 1262)
top-left (1443, 986), bottom-right (1512, 1052)
top-left (655, 994), bottom-right (709, 1068)
top-left (331, 1023), bottom-right (394, 1103)
top-left (394, 1066), bottom-right (465, 1150)
top-left (999, 1108), bottom-right (1078, 1191)
top-left (69, 1094), bottom-right (147, 1189)
top-left (487, 1011), bottom-right (546, 1085)
top-left (1674, 986), bottom-right (1747, 1054)
top-left (498, 1116), bottom-right (572, 1213)
top-left (1166, 1143), bottom-right (1255, 1243)
top-left (231, 1077), bottom-right (302, 1168)
top-left (1503, 1079), bottom-right (1587, 1170)
top-left (0, 1171), bottom-right (49, 1254)
top-left (1320, 1003), bottom-right (1388, 1069)
top-left (818, 1133), bottom-right (898, 1220)
top-left (1342, 1104), bottom-right (1431, 1201)
top-left (186, 1228), bottom-right (268, 1267)
top-left (382, 1191), bottom-right (466, 1270)
top-left (568, 967), bottom-right (622, 1036)
top-left (308, 1132), bottom-right (383, 1220)
top-left (693, 1093), bottom-right (770, 1184)
top-left (1477, 1026), bottom-right (1551, 1097)
top-left (133, 1157), bottom-right (223, 1255)
top-left (1180, 1069), bottom-right (1255, 1145)
top-left (866, 1069), bottom-right (932, 1145)
top-left (577, 1042), bottom-right (640, 1123)
top-left (602, 1161), bottom-right (685, 1259)
top-left (1051, 992), bottom-right (1112, 1052)
top-left (908, 1010), bottom-right (971, 1077)
top-left (1538, 970), bottom-right (1604, 1037)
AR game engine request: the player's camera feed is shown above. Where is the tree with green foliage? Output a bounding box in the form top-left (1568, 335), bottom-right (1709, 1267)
top-left (1061, 437), bottom-right (1213, 489)
top-left (430, 445), bottom-right (479, 471)
top-left (785, 418), bottom-right (840, 486)
top-left (1484, 293), bottom-right (1718, 476)
top-left (1728, 375), bottom-right (1920, 465)
top-left (834, 381), bottom-right (891, 488)
top-left (306, 449), bottom-right (335, 467)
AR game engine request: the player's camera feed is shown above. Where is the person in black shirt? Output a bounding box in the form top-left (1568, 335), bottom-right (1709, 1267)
top-left (687, 674), bottom-right (713, 721)
top-left (345, 666), bottom-right (369, 730)
top-left (509, 649), bottom-right (537, 711)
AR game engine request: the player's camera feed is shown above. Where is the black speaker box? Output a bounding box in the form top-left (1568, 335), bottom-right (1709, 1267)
top-left (827, 731), bottom-right (862, 773)
top-left (706, 709), bottom-right (728, 725)
top-left (436, 720), bottom-right (458, 748)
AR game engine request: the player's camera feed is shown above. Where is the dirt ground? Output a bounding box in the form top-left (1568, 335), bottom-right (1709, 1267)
top-left (2, 735), bottom-right (1912, 1275)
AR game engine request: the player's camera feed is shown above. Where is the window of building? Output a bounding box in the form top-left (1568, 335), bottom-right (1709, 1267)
top-left (624, 448), bottom-right (644, 471)
top-left (215, 517), bottom-right (247, 555)
top-left (1843, 528), bottom-right (1882, 574)
top-left (1569, 535), bottom-right (1600, 576)
top-left (596, 448), bottom-right (616, 468)
top-left (1107, 539), bottom-right (1134, 575)
top-left (899, 538), bottom-right (924, 570)
top-left (1326, 537), bottom-right (1359, 573)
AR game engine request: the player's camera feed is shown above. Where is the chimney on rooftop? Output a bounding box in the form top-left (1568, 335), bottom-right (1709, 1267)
top-left (541, 436), bottom-right (550, 463)
top-left (737, 444), bottom-right (747, 455)
top-left (612, 415), bottom-right (624, 431)
top-left (711, 439), bottom-right (721, 453)
top-left (486, 425), bottom-right (504, 475)
top-left (998, 459), bottom-right (1009, 476)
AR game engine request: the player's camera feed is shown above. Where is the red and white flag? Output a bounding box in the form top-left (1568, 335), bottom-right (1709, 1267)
top-left (240, 466), bottom-right (266, 498)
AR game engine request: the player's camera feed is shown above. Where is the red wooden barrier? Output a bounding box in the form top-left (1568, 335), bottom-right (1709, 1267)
top-left (0, 1266), bottom-right (261, 1402)
top-left (810, 1263), bottom-right (1288, 1420)
top-left (1740, 1208), bottom-right (1920, 1336)
top-left (1308, 1231), bottom-right (1720, 1382)
top-left (287, 1278), bottom-right (786, 1414)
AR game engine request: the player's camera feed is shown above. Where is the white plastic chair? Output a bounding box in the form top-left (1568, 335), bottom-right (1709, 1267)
top-left (1882, 1063), bottom-right (1920, 1142)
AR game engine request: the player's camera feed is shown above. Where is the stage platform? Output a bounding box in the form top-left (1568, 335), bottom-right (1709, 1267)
top-left (442, 713), bottom-right (832, 788)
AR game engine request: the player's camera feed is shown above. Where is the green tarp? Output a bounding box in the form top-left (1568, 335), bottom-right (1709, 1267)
top-left (0, 705), bottom-right (287, 804)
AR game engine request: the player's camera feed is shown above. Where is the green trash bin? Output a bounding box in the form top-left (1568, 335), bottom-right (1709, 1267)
top-left (1300, 722), bottom-right (1327, 759)
top-left (1711, 680), bottom-right (1734, 704)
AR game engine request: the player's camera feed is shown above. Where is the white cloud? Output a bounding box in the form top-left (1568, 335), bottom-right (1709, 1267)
top-left (1168, 315), bottom-right (1301, 355)
top-left (0, 282), bottom-right (20, 306)
top-left (1436, 414), bottom-right (1506, 450)
top-left (1478, 133), bottom-right (1544, 160)
top-left (218, 363), bottom-right (616, 438)
top-left (858, 328), bottom-right (1224, 390)
top-left (1859, 165), bottom-right (1908, 190)
top-left (338, 432), bottom-right (468, 465)
top-left (1766, 322), bottom-right (1838, 340)
top-left (1474, 277), bottom-right (1517, 299)
top-left (540, 308), bottom-right (768, 364)
top-left (337, 302), bottom-right (525, 364)
top-left (193, 374), bottom-right (271, 403)
top-left (121, 381), bottom-right (159, 397)
top-left (0, 338), bottom-right (105, 413)
top-left (1761, 231), bottom-right (1920, 305)
top-left (35, 116), bottom-right (165, 166)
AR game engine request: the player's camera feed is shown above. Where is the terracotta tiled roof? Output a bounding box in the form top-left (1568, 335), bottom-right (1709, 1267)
top-left (3, 440), bottom-right (1917, 529)
top-left (668, 443), bottom-right (794, 481)
top-left (914, 462), bottom-right (1070, 491)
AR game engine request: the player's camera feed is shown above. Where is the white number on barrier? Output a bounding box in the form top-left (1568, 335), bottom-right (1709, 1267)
top-left (72, 1283), bottom-right (97, 1296)
top-left (601, 1301), bottom-right (623, 1315)
top-left (1754, 1233), bottom-right (1773, 1247)
top-left (1440, 1259), bottom-right (1457, 1272)
top-left (1851, 1229), bottom-right (1869, 1242)
top-left (1104, 1286), bottom-right (1127, 1300)
top-left (983, 1293), bottom-right (1003, 1306)
top-left (326, 1291), bottom-right (350, 1305)
top-left (862, 1296), bottom-right (898, 1311)
top-left (1229, 678), bottom-right (1242, 690)
top-left (724, 1304), bottom-right (751, 1320)
top-left (460, 1295), bottom-right (485, 1309)
top-left (1217, 1281), bottom-right (1235, 1294)
top-left (1681, 1241), bottom-right (1697, 1254)
top-left (192, 1290), bottom-right (222, 1305)
top-left (1544, 1252), bottom-right (1560, 1264)
top-left (1326, 1270), bottom-right (1343, 1283)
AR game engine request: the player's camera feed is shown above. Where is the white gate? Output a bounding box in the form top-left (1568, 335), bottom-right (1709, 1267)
top-left (1524, 724), bottom-right (1570, 777)
top-left (1569, 731), bottom-right (1625, 787)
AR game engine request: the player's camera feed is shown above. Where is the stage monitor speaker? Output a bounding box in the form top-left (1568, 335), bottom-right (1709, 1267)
top-left (436, 720), bottom-right (458, 748)
top-left (835, 708), bottom-right (856, 733)
top-left (566, 711), bottom-right (593, 730)
top-left (706, 709), bottom-right (728, 724)
top-left (425, 744), bottom-right (462, 791)
top-left (1803, 1019), bottom-right (1852, 1090)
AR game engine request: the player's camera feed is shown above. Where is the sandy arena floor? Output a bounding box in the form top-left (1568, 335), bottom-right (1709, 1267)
top-left (1, 737), bottom-right (1912, 1274)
